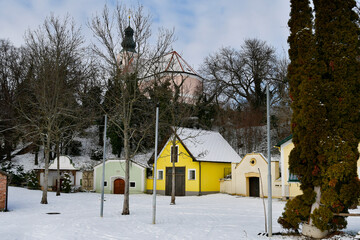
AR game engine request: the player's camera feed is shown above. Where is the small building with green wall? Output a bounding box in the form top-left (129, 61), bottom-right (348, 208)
top-left (93, 159), bottom-right (147, 194)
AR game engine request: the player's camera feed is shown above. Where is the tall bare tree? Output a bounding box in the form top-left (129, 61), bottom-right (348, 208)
top-left (200, 39), bottom-right (290, 154)
top-left (89, 3), bottom-right (175, 215)
top-left (0, 40), bottom-right (24, 161)
top-left (17, 14), bottom-right (88, 204)
top-left (201, 38), bottom-right (288, 111)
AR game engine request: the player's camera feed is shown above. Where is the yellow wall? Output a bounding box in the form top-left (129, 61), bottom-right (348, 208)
top-left (200, 161), bottom-right (231, 192)
top-left (146, 139), bottom-right (230, 195)
top-left (281, 141), bottom-right (360, 199)
top-left (281, 141), bottom-right (302, 198)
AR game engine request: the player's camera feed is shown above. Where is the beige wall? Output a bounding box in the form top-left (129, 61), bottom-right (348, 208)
top-left (220, 153), bottom-right (281, 198)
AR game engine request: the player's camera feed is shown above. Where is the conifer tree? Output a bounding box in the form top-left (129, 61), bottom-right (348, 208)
top-left (279, 0), bottom-right (360, 232)
top-left (311, 0), bottom-right (360, 230)
top-left (278, 0), bottom-right (319, 230)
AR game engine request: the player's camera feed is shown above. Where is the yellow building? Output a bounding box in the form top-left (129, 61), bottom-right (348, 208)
top-left (147, 127), bottom-right (241, 196)
top-left (276, 135), bottom-right (360, 199)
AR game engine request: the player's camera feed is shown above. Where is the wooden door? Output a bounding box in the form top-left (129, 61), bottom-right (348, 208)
top-left (114, 178), bottom-right (125, 194)
top-left (165, 167), bottom-right (185, 196)
top-left (249, 177), bottom-right (260, 197)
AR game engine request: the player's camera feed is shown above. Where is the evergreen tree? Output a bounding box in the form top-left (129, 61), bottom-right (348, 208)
top-left (278, 0), bottom-right (318, 229)
top-left (279, 0), bottom-right (360, 232)
top-left (311, 0), bottom-right (360, 230)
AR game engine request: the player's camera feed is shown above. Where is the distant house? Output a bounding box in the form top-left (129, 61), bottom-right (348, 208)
top-left (275, 136), bottom-right (360, 199)
top-left (37, 156), bottom-right (82, 191)
top-left (147, 127), bottom-right (241, 196)
top-left (0, 170), bottom-right (10, 211)
top-left (93, 158), bottom-right (148, 194)
top-left (220, 153), bottom-right (281, 198)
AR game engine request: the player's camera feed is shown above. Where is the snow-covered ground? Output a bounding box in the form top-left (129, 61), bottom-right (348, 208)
top-left (1, 187), bottom-right (359, 240)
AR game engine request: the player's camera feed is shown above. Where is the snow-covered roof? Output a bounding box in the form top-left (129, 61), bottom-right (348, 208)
top-left (49, 156), bottom-right (77, 170)
top-left (173, 127), bottom-right (241, 163)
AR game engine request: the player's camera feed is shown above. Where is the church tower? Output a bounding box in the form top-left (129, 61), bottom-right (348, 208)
top-left (118, 17), bottom-right (136, 71)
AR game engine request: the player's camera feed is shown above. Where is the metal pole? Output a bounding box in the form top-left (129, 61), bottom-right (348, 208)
top-left (267, 83), bottom-right (272, 237)
top-left (100, 115), bottom-right (107, 217)
top-left (152, 105), bottom-right (159, 224)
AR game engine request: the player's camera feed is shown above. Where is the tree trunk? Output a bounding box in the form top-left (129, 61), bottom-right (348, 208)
top-left (34, 146), bottom-right (39, 165)
top-left (56, 141), bottom-right (61, 196)
top-left (41, 135), bottom-right (50, 204)
top-left (171, 161), bottom-right (176, 205)
top-left (122, 125), bottom-right (130, 215)
top-left (170, 139), bottom-right (176, 205)
top-left (5, 141), bottom-right (11, 161)
top-left (309, 186), bottom-right (321, 225)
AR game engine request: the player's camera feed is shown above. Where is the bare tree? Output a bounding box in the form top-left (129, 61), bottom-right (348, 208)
top-left (200, 39), bottom-right (290, 154)
top-left (89, 3), bottom-right (175, 215)
top-left (0, 40), bottom-right (24, 161)
top-left (200, 38), bottom-right (287, 111)
top-left (17, 14), bottom-right (87, 204)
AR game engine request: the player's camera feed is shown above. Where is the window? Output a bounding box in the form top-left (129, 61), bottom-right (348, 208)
top-left (249, 158), bottom-right (256, 166)
top-left (104, 181), bottom-right (107, 187)
top-left (188, 169), bottom-right (196, 180)
top-left (130, 182), bottom-right (136, 188)
top-left (157, 170), bottom-right (164, 180)
top-left (171, 145), bottom-right (179, 163)
top-left (288, 169), bottom-right (299, 182)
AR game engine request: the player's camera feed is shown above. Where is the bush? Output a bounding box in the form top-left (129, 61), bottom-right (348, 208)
top-left (27, 170), bottom-right (39, 189)
top-left (61, 173), bottom-right (72, 193)
top-left (278, 188), bottom-right (316, 231)
top-left (10, 166), bottom-right (27, 187)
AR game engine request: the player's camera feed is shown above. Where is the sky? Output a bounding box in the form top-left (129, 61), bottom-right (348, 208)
top-left (0, 0), bottom-right (290, 71)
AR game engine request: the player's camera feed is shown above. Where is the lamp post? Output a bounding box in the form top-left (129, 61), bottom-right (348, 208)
top-left (100, 114), bottom-right (107, 217)
top-left (152, 105), bottom-right (159, 224)
top-left (267, 83), bottom-right (272, 237)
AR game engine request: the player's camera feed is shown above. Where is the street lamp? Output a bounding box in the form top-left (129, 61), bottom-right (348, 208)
top-left (152, 104), bottom-right (159, 224)
top-left (267, 83), bottom-right (272, 237)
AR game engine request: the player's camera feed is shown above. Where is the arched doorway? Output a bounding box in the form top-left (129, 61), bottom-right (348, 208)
top-left (113, 178), bottom-right (125, 194)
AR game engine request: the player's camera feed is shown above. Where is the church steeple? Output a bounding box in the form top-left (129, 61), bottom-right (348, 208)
top-left (121, 16), bottom-right (136, 53)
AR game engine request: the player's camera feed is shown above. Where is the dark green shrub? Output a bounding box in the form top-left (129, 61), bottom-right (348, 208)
top-left (61, 173), bottom-right (72, 193)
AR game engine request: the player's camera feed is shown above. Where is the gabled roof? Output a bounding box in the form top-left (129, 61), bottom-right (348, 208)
top-left (161, 51), bottom-right (199, 75)
top-left (49, 156), bottom-right (77, 170)
top-left (275, 134), bottom-right (293, 147)
top-left (142, 51), bottom-right (201, 79)
top-left (94, 158), bottom-right (147, 169)
top-left (169, 127), bottom-right (241, 163)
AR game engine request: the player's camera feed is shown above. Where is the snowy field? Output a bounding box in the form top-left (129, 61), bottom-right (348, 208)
top-left (1, 187), bottom-right (359, 240)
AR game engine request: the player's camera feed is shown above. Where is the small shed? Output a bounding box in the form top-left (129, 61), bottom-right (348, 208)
top-left (93, 159), bottom-right (148, 194)
top-left (38, 156), bottom-right (82, 191)
top-left (0, 170), bottom-right (10, 211)
top-left (220, 153), bottom-right (282, 198)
